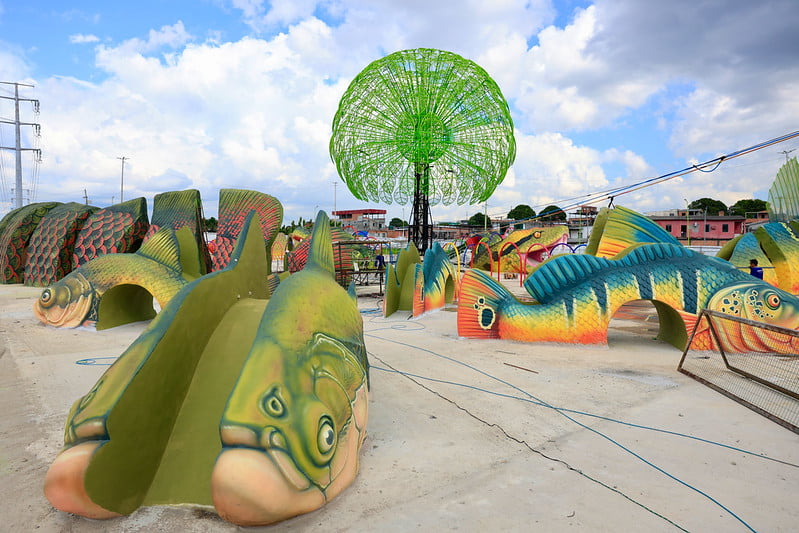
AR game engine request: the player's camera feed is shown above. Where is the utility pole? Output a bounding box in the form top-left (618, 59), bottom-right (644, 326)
top-left (83, 189), bottom-right (89, 205)
top-left (684, 198), bottom-right (691, 247)
top-left (781, 149), bottom-right (796, 163)
top-left (117, 156), bottom-right (128, 203)
top-left (332, 181), bottom-right (337, 213)
top-left (0, 82), bottom-right (41, 208)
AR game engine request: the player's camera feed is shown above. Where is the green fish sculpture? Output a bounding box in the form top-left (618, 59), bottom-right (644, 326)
top-left (43, 211), bottom-right (369, 527)
top-left (33, 226), bottom-right (201, 329)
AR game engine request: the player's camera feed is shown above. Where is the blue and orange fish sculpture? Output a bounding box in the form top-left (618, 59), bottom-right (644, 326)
top-left (458, 242), bottom-right (799, 352)
top-left (412, 242), bottom-right (459, 317)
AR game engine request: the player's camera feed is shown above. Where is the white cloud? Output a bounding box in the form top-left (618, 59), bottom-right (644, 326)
top-left (69, 34), bottom-right (100, 44)
top-left (3, 0), bottom-right (798, 224)
top-left (96, 21), bottom-right (192, 63)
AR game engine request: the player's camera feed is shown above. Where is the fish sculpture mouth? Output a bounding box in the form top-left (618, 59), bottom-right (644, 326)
top-left (211, 381), bottom-right (368, 526)
top-left (33, 273), bottom-right (94, 328)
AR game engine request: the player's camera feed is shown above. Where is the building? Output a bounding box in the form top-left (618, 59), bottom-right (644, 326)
top-left (648, 209), bottom-right (745, 244)
top-left (744, 210), bottom-right (770, 232)
top-left (332, 209), bottom-right (387, 238)
top-left (567, 205), bottom-right (598, 244)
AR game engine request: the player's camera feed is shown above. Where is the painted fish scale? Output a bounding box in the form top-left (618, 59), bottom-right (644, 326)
top-left (459, 243), bottom-right (793, 348)
top-left (0, 202), bottom-right (60, 283)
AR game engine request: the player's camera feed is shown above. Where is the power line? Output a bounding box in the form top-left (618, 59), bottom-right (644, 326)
top-left (507, 130), bottom-right (799, 226)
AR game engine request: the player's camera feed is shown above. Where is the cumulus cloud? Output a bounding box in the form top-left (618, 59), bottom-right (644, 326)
top-left (2, 0), bottom-right (797, 223)
top-left (96, 21), bottom-right (192, 62)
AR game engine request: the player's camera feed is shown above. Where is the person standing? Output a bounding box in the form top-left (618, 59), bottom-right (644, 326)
top-left (749, 259), bottom-right (764, 279)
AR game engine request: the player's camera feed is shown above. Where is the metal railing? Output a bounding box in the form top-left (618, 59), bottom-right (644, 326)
top-left (679, 309), bottom-right (799, 433)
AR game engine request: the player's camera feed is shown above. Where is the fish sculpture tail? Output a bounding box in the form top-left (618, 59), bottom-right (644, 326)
top-left (412, 263), bottom-right (425, 317)
top-left (457, 268), bottom-right (509, 339)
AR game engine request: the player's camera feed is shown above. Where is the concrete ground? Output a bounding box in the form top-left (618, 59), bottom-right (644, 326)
top-left (1, 283), bottom-right (797, 532)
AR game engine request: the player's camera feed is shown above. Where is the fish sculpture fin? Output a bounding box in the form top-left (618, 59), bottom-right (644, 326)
top-left (525, 243), bottom-right (694, 303)
top-left (267, 273), bottom-right (281, 295)
top-left (306, 211), bottom-right (335, 277)
top-left (457, 268), bottom-right (513, 339)
top-left (524, 253), bottom-right (611, 302)
top-left (347, 280), bottom-right (357, 303)
top-left (174, 226), bottom-right (203, 279)
top-left (412, 263), bottom-right (424, 317)
top-left (586, 206), bottom-right (680, 258)
top-left (135, 227), bottom-right (183, 273)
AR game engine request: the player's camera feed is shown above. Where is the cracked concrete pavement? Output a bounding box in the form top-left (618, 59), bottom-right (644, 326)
top-left (1, 284), bottom-right (798, 532)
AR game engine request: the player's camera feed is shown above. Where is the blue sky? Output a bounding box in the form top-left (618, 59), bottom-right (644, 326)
top-left (0, 0), bottom-right (797, 224)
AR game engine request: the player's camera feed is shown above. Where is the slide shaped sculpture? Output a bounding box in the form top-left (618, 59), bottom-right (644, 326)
top-left (44, 211), bottom-right (369, 526)
top-left (0, 201), bottom-right (61, 283)
top-left (717, 221), bottom-right (799, 294)
top-left (470, 226), bottom-right (569, 272)
top-left (144, 189), bottom-right (210, 275)
top-left (411, 242), bottom-right (459, 317)
top-left (750, 222), bottom-right (799, 293)
top-left (458, 242), bottom-right (799, 352)
top-left (384, 243), bottom-right (421, 317)
top-left (72, 197), bottom-right (149, 268)
top-left (33, 226), bottom-right (202, 329)
top-left (717, 232), bottom-right (778, 286)
top-left (23, 202), bottom-right (98, 287)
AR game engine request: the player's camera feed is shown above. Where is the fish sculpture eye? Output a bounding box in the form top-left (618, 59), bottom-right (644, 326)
top-left (533, 231), bottom-right (542, 239)
top-left (39, 288), bottom-right (53, 307)
top-left (765, 293), bottom-right (781, 310)
top-left (261, 388), bottom-right (286, 418)
top-left (317, 416), bottom-right (336, 455)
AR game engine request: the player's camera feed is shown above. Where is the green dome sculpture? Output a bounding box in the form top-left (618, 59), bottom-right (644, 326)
top-left (330, 47), bottom-right (516, 207)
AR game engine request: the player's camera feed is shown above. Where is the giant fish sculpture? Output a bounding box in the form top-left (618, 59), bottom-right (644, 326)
top-left (33, 226), bottom-right (201, 329)
top-left (458, 242), bottom-right (799, 352)
top-left (470, 225), bottom-right (569, 272)
top-left (44, 211), bottom-right (369, 526)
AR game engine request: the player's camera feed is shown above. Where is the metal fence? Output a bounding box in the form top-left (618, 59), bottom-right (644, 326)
top-left (678, 309), bottom-right (799, 433)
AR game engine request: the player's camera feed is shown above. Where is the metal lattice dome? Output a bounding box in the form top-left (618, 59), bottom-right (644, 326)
top-left (330, 48), bottom-right (516, 206)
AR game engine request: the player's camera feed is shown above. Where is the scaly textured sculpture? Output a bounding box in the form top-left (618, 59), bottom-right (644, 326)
top-left (23, 202), bottom-right (98, 287)
top-left (211, 189), bottom-right (283, 271)
top-left (586, 205), bottom-right (680, 258)
top-left (0, 201), bottom-right (60, 283)
top-left (458, 242), bottom-right (799, 352)
top-left (72, 197), bottom-right (149, 268)
top-left (33, 226), bottom-right (202, 329)
top-left (44, 211), bottom-right (368, 526)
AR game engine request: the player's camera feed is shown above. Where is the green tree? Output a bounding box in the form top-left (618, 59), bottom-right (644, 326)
top-left (540, 205), bottom-right (566, 221)
top-left (389, 217), bottom-right (407, 228)
top-left (468, 212), bottom-right (490, 228)
top-left (203, 217), bottom-right (218, 232)
top-left (507, 204), bottom-right (535, 220)
top-left (729, 198), bottom-right (767, 217)
top-left (689, 198), bottom-right (727, 215)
